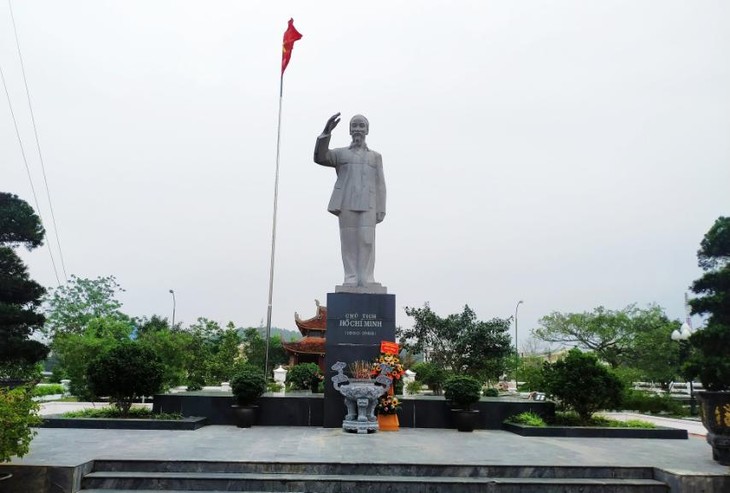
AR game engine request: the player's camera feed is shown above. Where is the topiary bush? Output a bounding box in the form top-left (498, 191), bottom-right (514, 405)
top-left (86, 342), bottom-right (164, 417)
top-left (286, 363), bottom-right (322, 391)
top-left (230, 366), bottom-right (266, 406)
top-left (541, 348), bottom-right (624, 424)
top-left (443, 375), bottom-right (482, 410)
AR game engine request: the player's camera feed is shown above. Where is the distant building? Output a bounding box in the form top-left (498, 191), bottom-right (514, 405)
top-left (282, 300), bottom-right (327, 372)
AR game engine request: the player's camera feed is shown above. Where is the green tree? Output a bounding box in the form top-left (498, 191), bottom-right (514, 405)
top-left (52, 316), bottom-right (134, 399)
top-left (400, 304), bottom-right (512, 381)
top-left (240, 327), bottom-right (288, 373)
top-left (135, 315), bottom-right (189, 390)
top-left (541, 349), bottom-right (624, 424)
top-left (0, 193), bottom-right (49, 379)
top-left (533, 304), bottom-right (678, 370)
top-left (43, 275), bottom-right (127, 336)
top-left (0, 192), bottom-right (44, 248)
top-left (411, 361), bottom-right (448, 395)
top-left (86, 342), bottom-right (164, 417)
top-left (687, 217), bottom-right (730, 391)
top-left (209, 322), bottom-right (243, 383)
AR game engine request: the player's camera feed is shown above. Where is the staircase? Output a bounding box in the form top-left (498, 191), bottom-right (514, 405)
top-left (79, 460), bottom-right (669, 492)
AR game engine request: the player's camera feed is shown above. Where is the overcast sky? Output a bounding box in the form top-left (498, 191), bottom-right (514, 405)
top-left (2, 1), bottom-right (729, 349)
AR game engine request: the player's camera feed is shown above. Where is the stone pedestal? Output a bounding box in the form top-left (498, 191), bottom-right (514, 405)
top-left (323, 292), bottom-right (396, 428)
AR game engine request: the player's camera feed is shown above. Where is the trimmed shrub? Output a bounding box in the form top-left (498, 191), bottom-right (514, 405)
top-left (286, 363), bottom-right (321, 391)
top-left (86, 342), bottom-right (164, 417)
top-left (444, 375), bottom-right (482, 410)
top-left (619, 389), bottom-right (687, 416)
top-left (230, 366), bottom-right (266, 406)
top-left (541, 349), bottom-right (624, 424)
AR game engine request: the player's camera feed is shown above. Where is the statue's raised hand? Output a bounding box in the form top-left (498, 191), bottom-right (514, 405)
top-left (322, 112), bottom-right (341, 135)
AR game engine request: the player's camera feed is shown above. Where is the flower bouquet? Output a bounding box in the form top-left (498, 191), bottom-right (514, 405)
top-left (376, 393), bottom-right (401, 415)
top-left (371, 353), bottom-right (405, 381)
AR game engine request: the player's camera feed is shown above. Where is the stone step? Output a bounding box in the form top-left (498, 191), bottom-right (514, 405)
top-left (81, 471), bottom-right (669, 492)
top-left (89, 460), bottom-right (656, 479)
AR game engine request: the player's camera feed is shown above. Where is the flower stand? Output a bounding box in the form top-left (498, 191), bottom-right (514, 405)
top-left (377, 413), bottom-right (399, 431)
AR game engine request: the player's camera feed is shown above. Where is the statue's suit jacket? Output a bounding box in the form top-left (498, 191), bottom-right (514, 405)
top-left (314, 134), bottom-right (386, 219)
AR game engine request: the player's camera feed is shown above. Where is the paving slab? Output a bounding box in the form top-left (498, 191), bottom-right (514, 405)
top-left (8, 425), bottom-right (729, 479)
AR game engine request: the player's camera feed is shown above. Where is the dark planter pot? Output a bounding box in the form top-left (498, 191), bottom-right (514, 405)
top-left (696, 391), bottom-right (730, 465)
top-left (231, 405), bottom-right (258, 428)
top-left (452, 409), bottom-right (480, 432)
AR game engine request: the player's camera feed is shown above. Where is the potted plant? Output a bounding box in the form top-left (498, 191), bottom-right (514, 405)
top-left (230, 367), bottom-right (266, 428)
top-left (443, 375), bottom-right (482, 432)
top-left (685, 217), bottom-right (730, 465)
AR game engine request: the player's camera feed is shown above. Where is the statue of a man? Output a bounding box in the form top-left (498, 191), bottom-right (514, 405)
top-left (314, 113), bottom-right (386, 293)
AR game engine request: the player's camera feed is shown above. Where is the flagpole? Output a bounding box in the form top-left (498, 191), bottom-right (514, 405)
top-left (264, 73), bottom-right (284, 380)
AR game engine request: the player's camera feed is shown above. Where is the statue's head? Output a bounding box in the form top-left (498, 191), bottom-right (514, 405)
top-left (349, 114), bottom-right (369, 140)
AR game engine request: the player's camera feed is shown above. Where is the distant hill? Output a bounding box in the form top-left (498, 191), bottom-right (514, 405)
top-left (237, 326), bottom-right (301, 342)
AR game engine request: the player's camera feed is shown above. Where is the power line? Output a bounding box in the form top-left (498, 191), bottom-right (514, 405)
top-left (0, 61), bottom-right (62, 285)
top-left (8, 0), bottom-right (68, 281)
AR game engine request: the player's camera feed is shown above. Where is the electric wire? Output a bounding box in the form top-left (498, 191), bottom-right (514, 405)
top-left (8, 0), bottom-right (68, 281)
top-left (0, 61), bottom-right (62, 285)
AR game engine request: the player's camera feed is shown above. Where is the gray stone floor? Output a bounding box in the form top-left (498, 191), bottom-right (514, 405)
top-left (10, 425), bottom-right (729, 479)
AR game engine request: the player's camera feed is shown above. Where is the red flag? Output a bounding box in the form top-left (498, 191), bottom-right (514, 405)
top-left (281, 18), bottom-right (302, 75)
top-left (380, 341), bottom-right (399, 355)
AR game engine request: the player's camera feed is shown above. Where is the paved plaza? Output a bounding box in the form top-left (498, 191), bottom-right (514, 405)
top-left (11, 423), bottom-right (728, 476)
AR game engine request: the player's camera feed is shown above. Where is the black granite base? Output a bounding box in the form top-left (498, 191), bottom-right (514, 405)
top-left (40, 415), bottom-right (207, 430)
top-left (324, 292), bottom-right (397, 427)
top-left (152, 392), bottom-right (554, 429)
top-left (502, 422), bottom-right (688, 439)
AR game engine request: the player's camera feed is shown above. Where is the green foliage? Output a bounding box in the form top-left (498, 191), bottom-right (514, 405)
top-left (52, 316), bottom-right (134, 400)
top-left (619, 390), bottom-right (687, 416)
top-left (0, 192), bottom-right (45, 248)
top-left (533, 304), bottom-right (679, 374)
top-left (514, 355), bottom-right (546, 391)
top-left (208, 322), bottom-right (243, 383)
top-left (0, 194), bottom-right (49, 379)
top-left (443, 375), bottom-right (482, 410)
top-left (240, 327), bottom-right (288, 372)
top-left (86, 342), bottom-right (164, 417)
top-left (551, 411), bottom-right (655, 428)
top-left (411, 361), bottom-right (448, 395)
top-left (230, 366), bottom-right (266, 405)
top-left (31, 384), bottom-right (64, 397)
top-left (483, 388), bottom-right (499, 397)
top-left (505, 411), bottom-right (546, 427)
top-left (401, 304), bottom-right (512, 381)
top-left (541, 349), bottom-right (624, 424)
top-left (687, 217), bottom-right (730, 391)
top-left (135, 316), bottom-right (189, 390)
top-left (286, 363), bottom-right (322, 391)
top-left (405, 380), bottom-right (423, 394)
top-left (0, 385), bottom-right (42, 463)
top-left (43, 275), bottom-right (127, 336)
top-left (61, 407), bottom-right (182, 420)
top-left (267, 381), bottom-right (284, 392)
